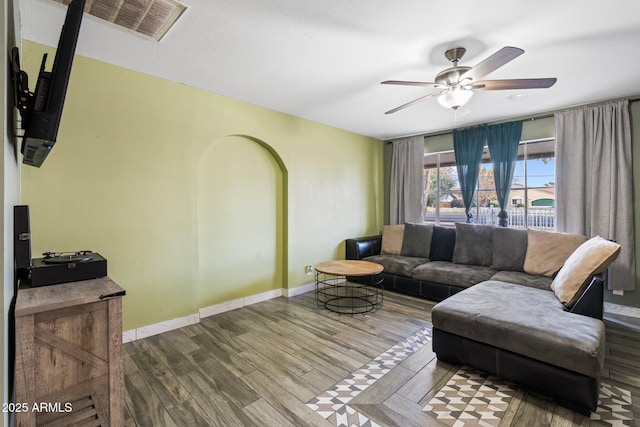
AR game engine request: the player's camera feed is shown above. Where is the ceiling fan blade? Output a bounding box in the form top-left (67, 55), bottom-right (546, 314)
top-left (384, 91), bottom-right (443, 114)
top-left (461, 46), bottom-right (524, 82)
top-left (381, 80), bottom-right (441, 88)
top-left (471, 78), bottom-right (557, 91)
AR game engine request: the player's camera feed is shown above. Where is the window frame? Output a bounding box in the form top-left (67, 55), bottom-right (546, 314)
top-left (423, 137), bottom-right (555, 229)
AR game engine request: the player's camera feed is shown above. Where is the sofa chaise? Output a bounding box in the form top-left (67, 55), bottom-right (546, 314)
top-left (345, 223), bottom-right (621, 414)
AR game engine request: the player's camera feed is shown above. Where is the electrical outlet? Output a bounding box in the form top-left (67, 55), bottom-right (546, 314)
top-left (305, 265), bottom-right (314, 275)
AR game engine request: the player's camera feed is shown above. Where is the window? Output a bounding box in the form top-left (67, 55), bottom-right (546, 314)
top-left (511, 139), bottom-right (555, 230)
top-left (423, 139), bottom-right (555, 230)
top-left (424, 151), bottom-right (463, 225)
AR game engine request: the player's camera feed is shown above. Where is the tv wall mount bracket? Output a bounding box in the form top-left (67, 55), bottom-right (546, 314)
top-left (11, 47), bottom-right (46, 132)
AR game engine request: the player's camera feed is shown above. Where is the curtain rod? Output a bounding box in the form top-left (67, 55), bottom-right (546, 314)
top-left (385, 95), bottom-right (640, 143)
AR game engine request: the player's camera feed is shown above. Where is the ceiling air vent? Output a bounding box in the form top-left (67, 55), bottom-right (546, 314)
top-left (49, 0), bottom-right (188, 41)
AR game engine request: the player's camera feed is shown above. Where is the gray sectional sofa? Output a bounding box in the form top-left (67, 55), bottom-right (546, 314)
top-left (347, 223), bottom-right (590, 302)
top-left (345, 222), bottom-right (621, 414)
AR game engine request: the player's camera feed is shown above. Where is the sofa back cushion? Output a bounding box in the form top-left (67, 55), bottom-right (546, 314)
top-left (401, 223), bottom-right (433, 258)
top-left (429, 226), bottom-right (456, 262)
top-left (452, 223), bottom-right (494, 266)
top-left (523, 229), bottom-right (587, 277)
top-left (381, 224), bottom-right (405, 255)
top-left (492, 227), bottom-right (528, 271)
top-left (551, 236), bottom-right (621, 307)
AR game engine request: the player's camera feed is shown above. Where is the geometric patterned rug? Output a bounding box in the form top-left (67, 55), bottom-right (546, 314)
top-left (423, 366), bottom-right (517, 426)
top-left (306, 325), bottom-right (634, 427)
top-left (591, 382), bottom-right (634, 426)
top-left (423, 366), bottom-right (635, 427)
top-left (306, 327), bottom-right (432, 427)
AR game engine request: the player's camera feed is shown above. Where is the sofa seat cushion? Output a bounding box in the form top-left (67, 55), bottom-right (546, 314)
top-left (490, 270), bottom-right (552, 290)
top-left (411, 261), bottom-right (496, 288)
top-left (432, 281), bottom-right (605, 377)
top-left (363, 255), bottom-right (426, 278)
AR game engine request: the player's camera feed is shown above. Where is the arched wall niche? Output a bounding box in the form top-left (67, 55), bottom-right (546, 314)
top-left (196, 134), bottom-right (288, 307)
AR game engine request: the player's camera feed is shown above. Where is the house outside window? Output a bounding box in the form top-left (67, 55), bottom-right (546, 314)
top-left (424, 139), bottom-right (555, 230)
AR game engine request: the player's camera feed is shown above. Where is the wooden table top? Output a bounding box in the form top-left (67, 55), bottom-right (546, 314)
top-left (315, 260), bottom-right (384, 276)
top-left (16, 276), bottom-right (125, 316)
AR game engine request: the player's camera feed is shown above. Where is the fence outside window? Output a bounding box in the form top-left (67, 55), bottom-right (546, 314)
top-left (476, 207), bottom-right (555, 230)
top-left (424, 206), bottom-right (555, 231)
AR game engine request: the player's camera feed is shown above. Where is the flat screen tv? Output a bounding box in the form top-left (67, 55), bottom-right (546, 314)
top-left (13, 0), bottom-right (86, 167)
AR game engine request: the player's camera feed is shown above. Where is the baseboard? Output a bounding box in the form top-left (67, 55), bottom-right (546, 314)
top-left (199, 288), bottom-right (284, 318)
top-left (123, 282), bottom-right (315, 343)
top-left (122, 313), bottom-right (200, 343)
top-left (285, 281), bottom-right (315, 297)
top-left (604, 302), bottom-right (640, 319)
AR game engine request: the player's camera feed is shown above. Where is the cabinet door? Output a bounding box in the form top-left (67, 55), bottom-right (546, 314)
top-left (16, 296), bottom-right (123, 426)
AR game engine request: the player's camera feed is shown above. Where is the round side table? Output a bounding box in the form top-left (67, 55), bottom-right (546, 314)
top-left (314, 260), bottom-right (384, 314)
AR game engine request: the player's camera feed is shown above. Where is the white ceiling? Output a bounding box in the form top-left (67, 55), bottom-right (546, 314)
top-left (18, 0), bottom-right (640, 140)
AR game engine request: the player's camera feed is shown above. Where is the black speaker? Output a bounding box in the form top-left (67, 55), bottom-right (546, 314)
top-left (14, 205), bottom-right (31, 275)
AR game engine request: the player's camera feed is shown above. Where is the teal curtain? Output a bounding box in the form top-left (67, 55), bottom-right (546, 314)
top-left (453, 125), bottom-right (487, 222)
top-left (487, 121), bottom-right (522, 226)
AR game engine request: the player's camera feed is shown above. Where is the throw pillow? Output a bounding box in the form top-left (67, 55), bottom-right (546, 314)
top-left (380, 224), bottom-right (405, 255)
top-left (429, 226), bottom-right (456, 262)
top-left (452, 223), bottom-right (494, 266)
top-left (551, 236), bottom-right (621, 307)
top-left (523, 229), bottom-right (587, 277)
top-left (492, 227), bottom-right (528, 271)
top-left (401, 223), bottom-right (433, 258)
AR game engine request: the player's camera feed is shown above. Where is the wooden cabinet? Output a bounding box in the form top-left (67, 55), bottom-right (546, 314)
top-left (14, 277), bottom-right (125, 426)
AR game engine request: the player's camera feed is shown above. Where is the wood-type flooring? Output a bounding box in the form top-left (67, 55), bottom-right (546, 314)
top-left (123, 291), bottom-right (639, 426)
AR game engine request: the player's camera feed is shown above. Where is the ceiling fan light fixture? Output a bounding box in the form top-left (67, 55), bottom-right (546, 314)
top-left (437, 87), bottom-right (474, 110)
top-left (382, 46), bottom-right (556, 114)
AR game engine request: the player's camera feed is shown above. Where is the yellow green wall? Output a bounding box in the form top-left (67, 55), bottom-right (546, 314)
top-left (20, 41), bottom-right (383, 330)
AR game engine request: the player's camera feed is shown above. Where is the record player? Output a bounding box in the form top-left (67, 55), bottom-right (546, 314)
top-left (28, 250), bottom-right (108, 287)
top-left (14, 205), bottom-right (108, 287)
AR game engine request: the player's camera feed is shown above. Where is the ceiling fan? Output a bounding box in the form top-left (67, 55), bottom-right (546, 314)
top-left (381, 46), bottom-right (557, 113)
